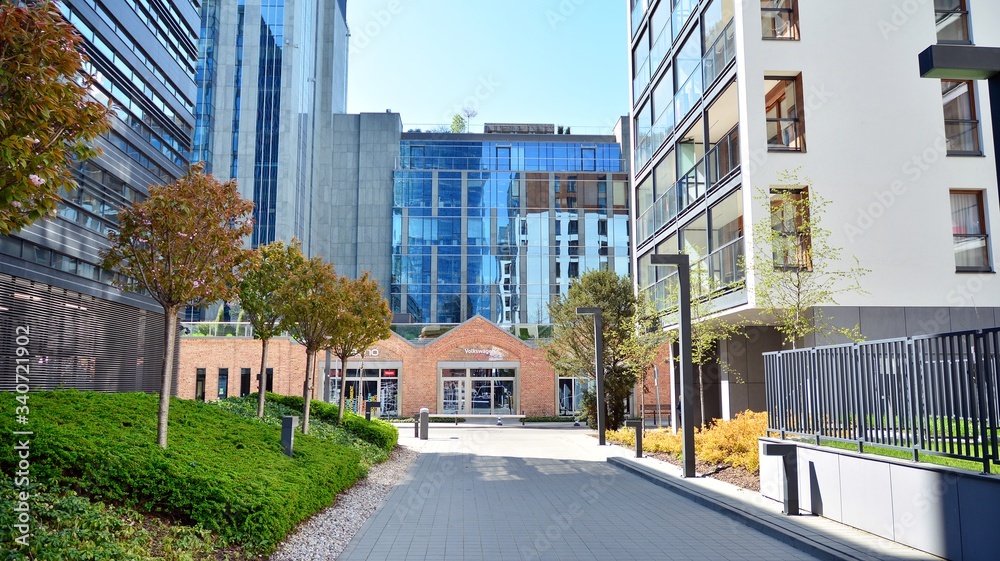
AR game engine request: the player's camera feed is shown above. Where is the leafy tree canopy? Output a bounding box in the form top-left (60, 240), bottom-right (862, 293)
top-left (0, 1), bottom-right (111, 235)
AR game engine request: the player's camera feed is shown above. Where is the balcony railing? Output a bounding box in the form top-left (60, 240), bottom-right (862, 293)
top-left (766, 118), bottom-right (802, 150)
top-left (631, 0), bottom-right (646, 37)
top-left (633, 55), bottom-right (651, 103)
top-left (703, 20), bottom-right (736, 88)
top-left (643, 236), bottom-right (746, 311)
top-left (182, 322), bottom-right (256, 337)
top-left (945, 120), bottom-right (981, 154)
top-left (706, 126), bottom-right (740, 188)
top-left (674, 63), bottom-right (703, 123)
top-left (672, 0), bottom-right (697, 41)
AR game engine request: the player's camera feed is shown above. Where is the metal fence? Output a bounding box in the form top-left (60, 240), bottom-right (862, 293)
top-left (764, 328), bottom-right (1000, 472)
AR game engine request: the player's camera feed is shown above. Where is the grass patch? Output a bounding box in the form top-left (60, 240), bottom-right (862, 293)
top-left (0, 390), bottom-right (368, 556)
top-left (818, 439), bottom-right (1000, 475)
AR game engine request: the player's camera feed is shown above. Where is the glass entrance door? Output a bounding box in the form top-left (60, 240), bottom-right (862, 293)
top-left (442, 379), bottom-right (466, 414)
top-left (439, 367), bottom-right (517, 415)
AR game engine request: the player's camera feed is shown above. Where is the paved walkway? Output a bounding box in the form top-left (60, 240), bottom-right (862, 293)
top-left (339, 422), bottom-right (899, 561)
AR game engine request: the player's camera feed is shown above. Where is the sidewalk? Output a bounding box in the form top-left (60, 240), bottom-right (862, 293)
top-left (337, 423), bottom-right (934, 560)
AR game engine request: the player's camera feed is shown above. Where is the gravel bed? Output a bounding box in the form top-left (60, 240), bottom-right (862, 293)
top-left (268, 445), bottom-right (419, 561)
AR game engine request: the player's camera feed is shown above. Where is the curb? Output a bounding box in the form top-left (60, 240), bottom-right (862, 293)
top-left (607, 456), bottom-right (902, 561)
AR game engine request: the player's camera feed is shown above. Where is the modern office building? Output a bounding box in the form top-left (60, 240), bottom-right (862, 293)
top-left (177, 121), bottom-right (635, 417)
top-left (391, 122), bottom-right (632, 329)
top-left (0, 0), bottom-right (200, 392)
top-left (628, 0), bottom-right (1000, 420)
top-left (194, 0), bottom-right (349, 253)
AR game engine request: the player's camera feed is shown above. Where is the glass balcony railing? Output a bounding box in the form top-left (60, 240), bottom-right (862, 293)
top-left (631, 0), bottom-right (646, 37)
top-left (182, 322), bottom-right (256, 337)
top-left (706, 126), bottom-right (740, 189)
top-left (671, 0), bottom-right (697, 41)
top-left (650, 27), bottom-right (670, 74)
top-left (642, 236), bottom-right (746, 312)
top-left (703, 20), bottom-right (736, 88)
top-left (637, 136), bottom-right (737, 247)
top-left (674, 62), bottom-right (703, 123)
top-left (633, 55), bottom-right (651, 103)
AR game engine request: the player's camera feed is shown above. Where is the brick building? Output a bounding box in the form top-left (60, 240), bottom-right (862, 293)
top-left (176, 316), bottom-right (640, 418)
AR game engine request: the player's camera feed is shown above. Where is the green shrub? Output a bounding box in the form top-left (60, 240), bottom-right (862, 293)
top-left (342, 413), bottom-right (398, 452)
top-left (0, 391), bottom-right (364, 554)
top-left (253, 392), bottom-right (397, 452)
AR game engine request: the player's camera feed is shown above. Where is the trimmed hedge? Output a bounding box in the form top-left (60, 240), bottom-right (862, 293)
top-left (0, 391), bottom-right (364, 554)
top-left (252, 392), bottom-right (398, 452)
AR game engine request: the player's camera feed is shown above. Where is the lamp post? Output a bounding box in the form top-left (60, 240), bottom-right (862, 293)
top-left (650, 254), bottom-right (696, 478)
top-left (918, 45), bottom-right (1000, 191)
top-left (576, 306), bottom-right (606, 445)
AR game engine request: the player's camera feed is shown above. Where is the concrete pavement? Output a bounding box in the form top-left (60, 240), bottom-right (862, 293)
top-left (338, 422), bottom-right (918, 561)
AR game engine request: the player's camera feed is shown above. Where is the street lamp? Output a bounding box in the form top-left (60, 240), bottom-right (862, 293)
top-left (576, 306), bottom-right (606, 445)
top-left (650, 254), bottom-right (696, 478)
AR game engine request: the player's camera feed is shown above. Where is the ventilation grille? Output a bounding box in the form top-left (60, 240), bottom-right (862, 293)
top-left (0, 273), bottom-right (169, 393)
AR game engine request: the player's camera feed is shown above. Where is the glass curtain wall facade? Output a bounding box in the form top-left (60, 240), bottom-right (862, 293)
top-left (0, 0), bottom-right (199, 392)
top-left (630, 0), bottom-right (744, 313)
top-left (392, 134), bottom-right (630, 327)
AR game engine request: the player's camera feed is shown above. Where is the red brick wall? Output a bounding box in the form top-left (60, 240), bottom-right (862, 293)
top-left (177, 318), bottom-right (560, 416)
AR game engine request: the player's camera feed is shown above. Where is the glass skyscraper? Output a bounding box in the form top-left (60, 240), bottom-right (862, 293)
top-left (391, 125), bottom-right (631, 328)
top-left (0, 0), bottom-right (200, 392)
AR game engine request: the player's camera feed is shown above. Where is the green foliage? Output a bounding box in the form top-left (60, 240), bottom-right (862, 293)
top-left (327, 272), bottom-right (393, 424)
top-left (248, 392), bottom-right (398, 452)
top-left (0, 391), bottom-right (365, 554)
top-left (1, 485), bottom-right (217, 561)
top-left (545, 269), bottom-right (665, 430)
top-left (0, 1), bottom-right (112, 235)
top-left (745, 170), bottom-right (869, 348)
top-left (450, 114), bottom-right (467, 133)
top-left (238, 239), bottom-right (306, 342)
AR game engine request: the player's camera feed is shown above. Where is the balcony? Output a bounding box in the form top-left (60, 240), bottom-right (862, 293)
top-left (636, 127), bottom-right (739, 248)
top-left (703, 20), bottom-right (736, 89)
top-left (631, 0), bottom-right (646, 37)
top-left (644, 236), bottom-right (746, 312)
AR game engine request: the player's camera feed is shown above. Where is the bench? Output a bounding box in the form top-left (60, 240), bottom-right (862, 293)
top-left (426, 413), bottom-right (527, 426)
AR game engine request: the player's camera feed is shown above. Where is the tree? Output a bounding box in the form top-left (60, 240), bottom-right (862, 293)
top-left (237, 239), bottom-right (306, 418)
top-left (102, 164), bottom-right (253, 448)
top-left (278, 256), bottom-right (341, 435)
top-left (747, 170), bottom-right (869, 348)
top-left (328, 271), bottom-right (392, 424)
top-left (661, 259), bottom-right (747, 426)
top-left (546, 269), bottom-right (663, 430)
top-left (450, 114), bottom-right (467, 133)
top-left (0, 1), bottom-right (111, 235)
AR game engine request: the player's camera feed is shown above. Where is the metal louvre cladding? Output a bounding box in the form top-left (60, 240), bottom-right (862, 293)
top-left (0, 274), bottom-right (168, 393)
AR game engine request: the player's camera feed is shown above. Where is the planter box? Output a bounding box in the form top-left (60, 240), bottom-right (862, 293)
top-left (759, 437), bottom-right (1000, 561)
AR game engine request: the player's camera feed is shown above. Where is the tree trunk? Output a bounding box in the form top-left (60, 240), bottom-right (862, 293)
top-left (301, 350), bottom-right (314, 434)
top-left (337, 355), bottom-right (347, 424)
top-left (257, 337), bottom-right (270, 418)
top-left (158, 305), bottom-right (180, 449)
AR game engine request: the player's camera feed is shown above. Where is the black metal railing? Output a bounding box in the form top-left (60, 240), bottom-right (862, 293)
top-left (765, 328), bottom-right (1000, 472)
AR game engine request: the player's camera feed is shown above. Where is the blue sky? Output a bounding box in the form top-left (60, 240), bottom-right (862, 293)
top-left (345, 0), bottom-right (630, 132)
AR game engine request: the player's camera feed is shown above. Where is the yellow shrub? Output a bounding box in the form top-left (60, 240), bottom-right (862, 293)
top-left (607, 410), bottom-right (768, 473)
top-left (696, 410), bottom-right (768, 473)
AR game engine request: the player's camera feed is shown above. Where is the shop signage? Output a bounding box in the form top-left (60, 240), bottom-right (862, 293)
top-left (463, 347), bottom-right (504, 361)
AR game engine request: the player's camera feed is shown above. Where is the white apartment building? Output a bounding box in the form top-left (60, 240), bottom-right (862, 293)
top-left (628, 0), bottom-right (1000, 420)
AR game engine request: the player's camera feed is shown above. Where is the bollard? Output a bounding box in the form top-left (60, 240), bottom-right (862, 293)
top-left (419, 408), bottom-right (429, 440)
top-left (414, 418), bottom-right (419, 438)
top-left (281, 416), bottom-right (299, 457)
top-left (625, 420), bottom-right (643, 458)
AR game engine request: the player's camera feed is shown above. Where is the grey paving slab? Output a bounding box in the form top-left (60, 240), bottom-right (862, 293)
top-left (339, 424), bottom-right (819, 561)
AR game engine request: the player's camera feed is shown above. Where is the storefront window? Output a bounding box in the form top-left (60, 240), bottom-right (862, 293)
top-left (329, 366), bottom-right (401, 417)
top-left (439, 366), bottom-right (518, 415)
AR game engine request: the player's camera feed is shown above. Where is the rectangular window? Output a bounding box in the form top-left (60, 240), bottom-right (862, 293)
top-left (942, 80), bottom-right (980, 154)
top-left (950, 190), bottom-right (990, 271)
top-left (195, 368), bottom-right (206, 402)
top-left (581, 147), bottom-right (596, 171)
top-left (218, 368), bottom-right (228, 399)
top-left (935, 0), bottom-right (970, 44)
top-left (240, 368), bottom-right (251, 397)
top-left (765, 76), bottom-right (805, 151)
top-left (568, 220), bottom-right (579, 235)
top-left (761, 0), bottom-right (798, 40)
top-left (266, 368), bottom-right (274, 392)
top-left (496, 146), bottom-right (511, 170)
top-left (568, 261), bottom-right (580, 278)
top-left (770, 189), bottom-right (810, 269)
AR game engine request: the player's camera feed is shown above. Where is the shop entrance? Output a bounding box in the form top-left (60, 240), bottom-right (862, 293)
top-left (439, 365), bottom-right (517, 415)
top-left (329, 366), bottom-right (400, 417)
